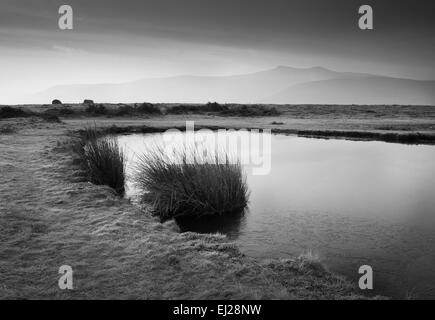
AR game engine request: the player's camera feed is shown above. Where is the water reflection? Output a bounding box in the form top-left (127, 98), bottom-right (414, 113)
top-left (175, 209), bottom-right (248, 236)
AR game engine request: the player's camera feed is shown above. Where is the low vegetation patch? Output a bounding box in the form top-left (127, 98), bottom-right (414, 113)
top-left (39, 113), bottom-right (61, 123)
top-left (0, 124), bottom-right (16, 134)
top-left (86, 104), bottom-right (108, 115)
top-left (73, 126), bottom-right (126, 194)
top-left (135, 102), bottom-right (162, 115)
top-left (0, 106), bottom-right (61, 122)
top-left (221, 104), bottom-right (280, 116)
top-left (166, 104), bottom-right (203, 114)
top-left (0, 106), bottom-right (28, 119)
top-left (115, 103), bottom-right (163, 116)
top-left (44, 107), bottom-right (75, 117)
top-left (84, 103), bottom-right (162, 116)
top-left (202, 102), bottom-right (229, 112)
top-left (115, 105), bottom-right (135, 116)
top-left (166, 102), bottom-right (280, 117)
top-left (133, 147), bottom-right (249, 221)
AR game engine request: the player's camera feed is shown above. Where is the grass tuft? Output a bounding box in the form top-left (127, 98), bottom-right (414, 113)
top-left (133, 146), bottom-right (249, 221)
top-left (74, 126), bottom-right (126, 194)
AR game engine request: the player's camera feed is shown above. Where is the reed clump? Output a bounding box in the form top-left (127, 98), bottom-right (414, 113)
top-left (75, 126), bottom-right (126, 194)
top-left (133, 147), bottom-right (249, 221)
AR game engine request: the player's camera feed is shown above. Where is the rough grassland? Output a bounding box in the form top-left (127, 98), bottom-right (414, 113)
top-left (0, 118), bottom-right (370, 299)
top-left (13, 103), bottom-right (435, 145)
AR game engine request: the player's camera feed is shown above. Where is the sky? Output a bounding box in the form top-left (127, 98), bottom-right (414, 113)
top-left (1, 0), bottom-right (434, 104)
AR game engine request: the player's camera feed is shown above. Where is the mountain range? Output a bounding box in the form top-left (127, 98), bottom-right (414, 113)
top-left (32, 66), bottom-right (435, 105)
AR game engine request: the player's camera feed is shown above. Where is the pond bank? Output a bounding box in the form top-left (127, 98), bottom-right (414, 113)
top-left (0, 117), bottom-right (377, 299)
top-left (65, 115), bottom-right (435, 146)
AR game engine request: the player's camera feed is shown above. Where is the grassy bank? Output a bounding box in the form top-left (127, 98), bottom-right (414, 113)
top-left (70, 122), bottom-right (435, 146)
top-left (273, 128), bottom-right (435, 145)
top-left (5, 103), bottom-right (435, 144)
top-left (0, 118), bottom-right (375, 299)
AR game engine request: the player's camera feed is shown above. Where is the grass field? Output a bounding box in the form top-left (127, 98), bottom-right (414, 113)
top-left (6, 102), bottom-right (431, 144)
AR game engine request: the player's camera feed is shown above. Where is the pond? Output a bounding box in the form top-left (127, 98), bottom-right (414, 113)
top-left (118, 131), bottom-right (435, 299)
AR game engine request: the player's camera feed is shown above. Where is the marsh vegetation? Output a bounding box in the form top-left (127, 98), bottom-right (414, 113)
top-left (74, 126), bottom-right (126, 194)
top-left (72, 126), bottom-right (249, 223)
top-left (133, 147), bottom-right (249, 221)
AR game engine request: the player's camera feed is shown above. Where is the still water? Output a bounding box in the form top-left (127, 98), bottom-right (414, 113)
top-left (118, 132), bottom-right (435, 299)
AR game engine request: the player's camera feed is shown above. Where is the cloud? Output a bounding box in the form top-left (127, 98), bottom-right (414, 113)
top-left (1, 0), bottom-right (435, 104)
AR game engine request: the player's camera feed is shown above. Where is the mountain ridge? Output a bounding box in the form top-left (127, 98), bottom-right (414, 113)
top-left (31, 66), bottom-right (435, 105)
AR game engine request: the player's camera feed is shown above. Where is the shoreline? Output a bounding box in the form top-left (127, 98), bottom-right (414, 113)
top-left (75, 122), bottom-right (435, 146)
top-left (3, 103), bottom-right (435, 145)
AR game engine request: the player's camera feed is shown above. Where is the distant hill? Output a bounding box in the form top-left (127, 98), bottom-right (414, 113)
top-left (262, 77), bottom-right (435, 105)
top-left (31, 66), bottom-right (435, 105)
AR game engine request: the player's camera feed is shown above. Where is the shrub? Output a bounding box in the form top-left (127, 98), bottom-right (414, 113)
top-left (166, 103), bottom-right (227, 114)
top-left (84, 99), bottom-right (94, 104)
top-left (52, 99), bottom-right (62, 105)
top-left (115, 105), bottom-right (134, 116)
top-left (220, 105), bottom-right (280, 117)
top-left (165, 103), bottom-right (279, 116)
top-left (75, 126), bottom-right (126, 194)
top-left (136, 103), bottom-right (161, 115)
top-left (133, 147), bottom-right (249, 221)
top-left (86, 104), bottom-right (107, 115)
top-left (204, 102), bottom-right (228, 112)
top-left (0, 106), bottom-right (28, 118)
top-left (166, 104), bottom-right (202, 114)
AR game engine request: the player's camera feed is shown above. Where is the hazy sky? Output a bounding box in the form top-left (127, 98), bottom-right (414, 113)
top-left (1, 0), bottom-right (434, 103)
